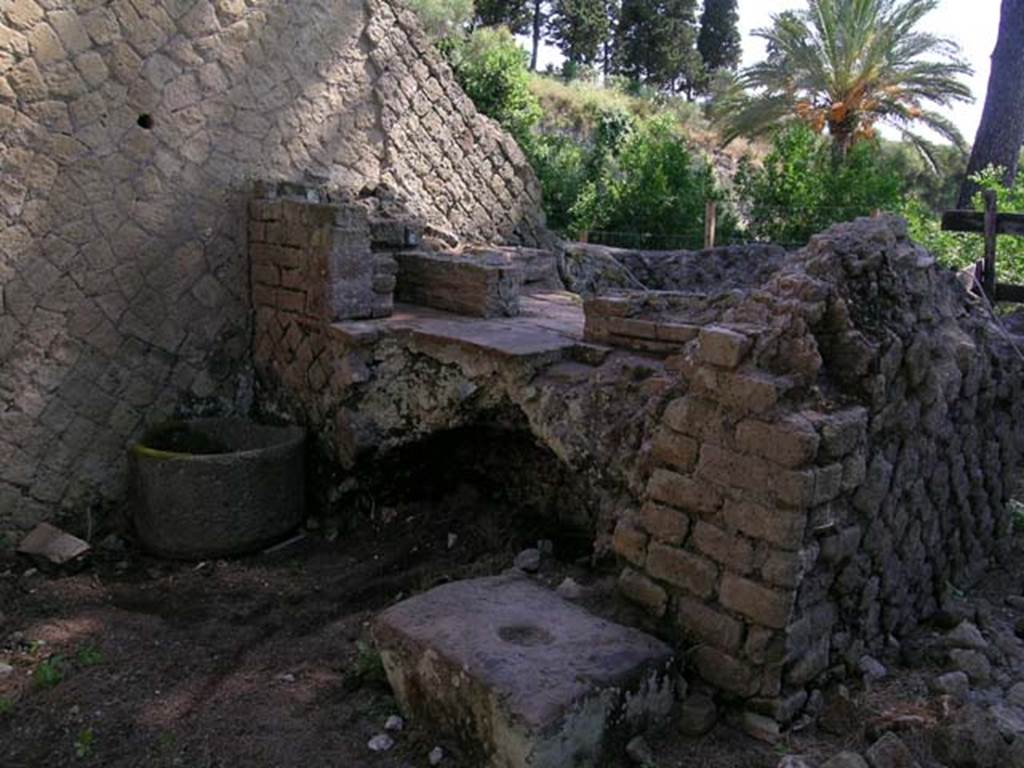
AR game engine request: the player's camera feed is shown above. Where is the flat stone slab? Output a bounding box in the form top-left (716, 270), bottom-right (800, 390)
top-left (17, 523), bottom-right (90, 565)
top-left (373, 573), bottom-right (675, 767)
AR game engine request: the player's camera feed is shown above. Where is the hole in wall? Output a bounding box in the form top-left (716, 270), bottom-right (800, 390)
top-left (137, 114), bottom-right (154, 129)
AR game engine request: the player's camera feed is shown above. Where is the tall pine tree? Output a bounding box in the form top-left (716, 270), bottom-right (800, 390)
top-left (549, 0), bottom-right (612, 66)
top-left (614, 0), bottom-right (703, 95)
top-left (697, 0), bottom-right (741, 73)
top-left (475, 0), bottom-right (533, 32)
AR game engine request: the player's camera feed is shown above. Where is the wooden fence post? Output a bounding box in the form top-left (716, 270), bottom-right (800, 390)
top-left (704, 200), bottom-right (717, 249)
top-left (983, 189), bottom-right (998, 298)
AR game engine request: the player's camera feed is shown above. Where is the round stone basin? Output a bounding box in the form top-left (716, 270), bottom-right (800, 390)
top-left (130, 418), bottom-right (305, 559)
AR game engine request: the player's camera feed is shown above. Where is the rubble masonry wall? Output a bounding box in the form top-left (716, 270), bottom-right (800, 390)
top-left (0, 0), bottom-right (547, 537)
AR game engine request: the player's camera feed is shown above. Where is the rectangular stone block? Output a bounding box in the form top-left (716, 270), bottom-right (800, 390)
top-left (649, 428), bottom-right (698, 471)
top-left (735, 416), bottom-right (819, 469)
top-left (722, 499), bottom-right (806, 550)
top-left (374, 574), bottom-right (675, 768)
top-left (619, 567), bottom-right (668, 617)
top-left (692, 646), bottom-right (759, 697)
top-left (395, 250), bottom-right (523, 318)
top-left (698, 325), bottom-right (752, 368)
top-left (611, 520), bottom-right (648, 567)
top-left (647, 468), bottom-right (722, 516)
top-left (640, 501), bottom-right (690, 546)
top-left (676, 595), bottom-right (744, 653)
top-left (719, 573), bottom-right (794, 629)
top-left (645, 543), bottom-right (718, 598)
top-left (692, 520), bottom-right (753, 574)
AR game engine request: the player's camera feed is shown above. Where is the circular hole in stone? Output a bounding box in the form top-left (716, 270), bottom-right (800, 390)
top-left (497, 624), bottom-right (555, 647)
top-left (137, 114), bottom-right (154, 130)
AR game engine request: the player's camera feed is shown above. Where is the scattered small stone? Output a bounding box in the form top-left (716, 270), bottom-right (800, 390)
top-left (989, 703), bottom-right (1024, 741)
top-left (777, 756), bottom-right (815, 768)
top-left (367, 734), bottom-right (394, 752)
top-left (446, 533), bottom-right (458, 550)
top-left (1007, 682), bottom-right (1024, 708)
top-left (556, 577), bottom-right (585, 600)
top-left (277, 673), bottom-right (295, 683)
top-left (625, 735), bottom-right (654, 765)
top-left (865, 732), bottom-right (920, 768)
top-left (1005, 596), bottom-right (1024, 611)
top-left (823, 752), bottom-right (869, 768)
top-left (0, 663), bottom-right (13, 677)
top-left (949, 649), bottom-right (992, 685)
top-left (513, 548), bottom-right (541, 573)
top-left (931, 671), bottom-right (970, 699)
top-left (384, 714), bottom-right (404, 732)
top-left (858, 655), bottom-right (888, 682)
top-left (678, 693), bottom-right (717, 736)
top-left (17, 524), bottom-right (90, 565)
top-left (98, 534), bottom-right (126, 553)
top-left (946, 621), bottom-right (988, 651)
top-left (741, 711), bottom-right (781, 744)
top-left (428, 746), bottom-right (444, 765)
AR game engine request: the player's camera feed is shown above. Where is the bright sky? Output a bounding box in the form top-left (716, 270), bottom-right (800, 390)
top-left (528, 0), bottom-right (1001, 145)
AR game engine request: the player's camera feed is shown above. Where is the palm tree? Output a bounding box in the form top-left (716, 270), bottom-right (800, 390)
top-left (718, 0), bottom-right (973, 166)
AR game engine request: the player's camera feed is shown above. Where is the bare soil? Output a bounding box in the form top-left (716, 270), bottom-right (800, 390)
top-left (2, 502), bottom-right (1023, 768)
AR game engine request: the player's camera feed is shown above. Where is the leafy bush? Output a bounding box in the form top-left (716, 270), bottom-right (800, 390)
top-left (735, 124), bottom-right (902, 246)
top-left (570, 115), bottom-right (728, 249)
top-left (903, 166), bottom-right (1024, 286)
top-left (405, 0), bottom-right (474, 42)
top-left (445, 27), bottom-right (541, 144)
top-left (523, 134), bottom-right (589, 232)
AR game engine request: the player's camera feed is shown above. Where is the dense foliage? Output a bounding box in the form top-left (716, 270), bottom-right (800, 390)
top-left (443, 27), bottom-right (542, 144)
top-left (904, 167), bottom-right (1024, 285)
top-left (408, 0), bottom-right (1024, 300)
top-left (735, 125), bottom-right (903, 245)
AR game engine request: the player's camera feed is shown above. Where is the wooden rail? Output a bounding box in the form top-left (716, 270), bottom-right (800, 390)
top-left (942, 190), bottom-right (1024, 301)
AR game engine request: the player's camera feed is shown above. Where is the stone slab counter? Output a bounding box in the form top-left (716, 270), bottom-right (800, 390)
top-left (0, 0), bottom-right (550, 538)
top-left (373, 573), bottom-right (675, 767)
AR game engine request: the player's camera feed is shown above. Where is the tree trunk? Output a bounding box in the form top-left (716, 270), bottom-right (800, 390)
top-left (530, 0), bottom-right (543, 71)
top-left (958, 0), bottom-right (1024, 208)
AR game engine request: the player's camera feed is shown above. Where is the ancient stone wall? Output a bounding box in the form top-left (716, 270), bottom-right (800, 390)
top-left (605, 217), bottom-right (1024, 723)
top-left (0, 0), bottom-right (548, 538)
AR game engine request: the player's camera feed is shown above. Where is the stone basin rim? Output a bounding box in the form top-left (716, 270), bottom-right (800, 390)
top-left (131, 418), bottom-right (306, 462)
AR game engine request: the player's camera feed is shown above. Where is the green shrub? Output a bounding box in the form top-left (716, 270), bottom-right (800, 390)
top-left (903, 166), bottom-right (1024, 286)
top-left (445, 27), bottom-right (541, 144)
top-left (568, 115), bottom-right (730, 249)
top-left (405, 0), bottom-right (474, 42)
top-left (33, 656), bottom-right (65, 689)
top-left (735, 124), bottom-right (902, 246)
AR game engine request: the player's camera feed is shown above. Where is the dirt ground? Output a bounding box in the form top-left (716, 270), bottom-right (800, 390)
top-left (2, 497), bottom-right (1023, 768)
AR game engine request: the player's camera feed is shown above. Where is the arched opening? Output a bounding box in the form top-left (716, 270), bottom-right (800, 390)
top-left (333, 421), bottom-right (599, 567)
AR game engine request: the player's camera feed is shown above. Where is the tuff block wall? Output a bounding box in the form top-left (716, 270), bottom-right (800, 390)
top-left (606, 217), bottom-right (1024, 719)
top-left (0, 0), bottom-right (548, 538)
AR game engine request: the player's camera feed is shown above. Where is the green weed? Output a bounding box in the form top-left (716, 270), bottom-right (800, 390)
top-left (76, 646), bottom-right (104, 667)
top-left (74, 728), bottom-right (94, 759)
top-left (33, 656), bottom-right (65, 688)
top-left (0, 697), bottom-right (14, 715)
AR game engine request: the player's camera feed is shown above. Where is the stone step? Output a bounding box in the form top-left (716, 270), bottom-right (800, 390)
top-left (372, 573), bottom-right (675, 768)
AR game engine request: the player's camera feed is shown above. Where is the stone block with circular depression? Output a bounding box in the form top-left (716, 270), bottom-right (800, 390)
top-left (130, 418), bottom-right (305, 559)
top-left (372, 573), bottom-right (675, 768)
